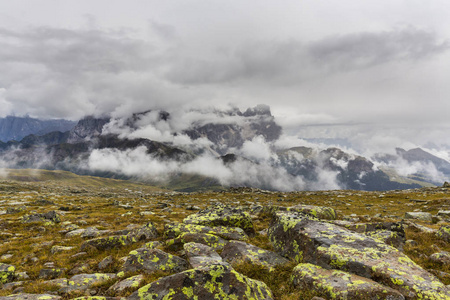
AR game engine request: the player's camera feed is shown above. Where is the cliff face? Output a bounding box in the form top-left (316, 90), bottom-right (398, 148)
top-left (0, 116), bottom-right (76, 142)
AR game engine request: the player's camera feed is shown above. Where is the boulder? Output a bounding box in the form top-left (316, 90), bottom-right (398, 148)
top-left (183, 204), bottom-right (255, 234)
top-left (267, 205), bottom-right (337, 220)
top-left (430, 252), bottom-right (450, 265)
top-left (0, 263), bottom-right (15, 284)
top-left (268, 212), bottom-right (450, 299)
top-left (81, 235), bottom-right (137, 251)
top-left (292, 263), bottom-right (405, 300)
top-left (59, 273), bottom-right (116, 293)
top-left (164, 222), bottom-right (248, 241)
top-left (120, 248), bottom-right (189, 274)
top-left (107, 274), bottom-right (145, 294)
top-left (404, 212), bottom-right (433, 223)
top-left (166, 232), bottom-right (227, 251)
top-left (364, 230), bottom-right (404, 250)
top-left (127, 222), bottom-right (158, 240)
top-left (81, 226), bottom-right (111, 239)
top-left (38, 268), bottom-right (65, 279)
top-left (22, 211), bottom-right (60, 224)
top-left (436, 225), bottom-right (450, 242)
top-left (184, 242), bottom-right (224, 268)
top-left (127, 263), bottom-right (273, 300)
top-left (221, 240), bottom-right (289, 269)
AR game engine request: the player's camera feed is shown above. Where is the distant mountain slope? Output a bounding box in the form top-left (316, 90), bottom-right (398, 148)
top-left (0, 116), bottom-right (76, 142)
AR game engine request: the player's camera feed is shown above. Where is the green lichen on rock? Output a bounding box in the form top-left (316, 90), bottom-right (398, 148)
top-left (80, 234), bottom-right (137, 251)
top-left (120, 248), bottom-right (189, 274)
top-left (268, 211), bottom-right (450, 299)
top-left (0, 263), bottom-right (15, 284)
top-left (164, 222), bottom-right (248, 241)
top-left (291, 263), bottom-right (404, 300)
top-left (22, 210), bottom-right (61, 224)
top-left (436, 225), bottom-right (450, 242)
top-left (183, 204), bottom-right (255, 234)
top-left (127, 263), bottom-right (273, 300)
top-left (166, 232), bottom-right (227, 251)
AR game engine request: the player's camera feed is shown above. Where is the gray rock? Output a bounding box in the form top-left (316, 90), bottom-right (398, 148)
top-left (404, 212), bottom-right (433, 222)
top-left (38, 268), bottom-right (65, 279)
top-left (81, 235), bottom-right (138, 251)
top-left (184, 242), bottom-right (224, 268)
top-left (98, 255), bottom-right (114, 271)
top-left (0, 263), bottom-right (15, 284)
top-left (127, 263), bottom-right (273, 300)
top-left (81, 226), bottom-right (110, 239)
top-left (268, 211), bottom-right (449, 299)
top-left (22, 210), bottom-right (60, 224)
top-left (127, 222), bottom-right (158, 241)
top-left (50, 246), bottom-right (74, 254)
top-left (183, 204), bottom-right (254, 234)
top-left (107, 274), bottom-right (144, 294)
top-left (430, 251), bottom-right (450, 265)
top-left (164, 222), bottom-right (248, 241)
top-left (59, 273), bottom-right (116, 293)
top-left (120, 248), bottom-right (189, 274)
top-left (292, 263), bottom-right (405, 300)
top-left (166, 232), bottom-right (227, 251)
top-left (437, 210), bottom-right (450, 218)
top-left (221, 240), bottom-right (289, 269)
top-left (436, 225), bottom-right (450, 242)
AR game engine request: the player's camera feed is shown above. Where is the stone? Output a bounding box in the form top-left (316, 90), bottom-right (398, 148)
top-left (268, 204), bottom-right (337, 220)
top-left (98, 255), bottom-right (114, 271)
top-left (0, 294), bottom-right (62, 300)
top-left (144, 241), bottom-right (162, 249)
top-left (184, 242), bottom-right (224, 268)
top-left (81, 227), bottom-right (111, 239)
top-left (58, 273), bottom-right (116, 293)
top-left (81, 235), bottom-right (137, 251)
top-left (404, 212), bottom-right (433, 222)
top-left (437, 210), bottom-right (450, 218)
top-left (127, 222), bottom-right (158, 240)
top-left (50, 246), bottom-right (74, 254)
top-left (0, 263), bottom-right (15, 284)
top-left (120, 248), bottom-right (189, 274)
top-left (292, 263), bottom-right (405, 300)
top-left (65, 228), bottom-right (86, 238)
top-left (183, 204), bottom-right (255, 234)
top-left (430, 251), bottom-right (450, 265)
top-left (436, 225), bottom-right (450, 242)
top-left (38, 268), bottom-right (65, 279)
top-left (268, 212), bottom-right (450, 299)
top-left (127, 263), bottom-right (273, 300)
top-left (221, 240), bottom-right (289, 269)
top-left (364, 230), bottom-right (404, 250)
top-left (107, 274), bottom-right (144, 294)
top-left (166, 232), bottom-right (227, 251)
top-left (22, 210), bottom-right (60, 224)
top-left (164, 222), bottom-right (248, 241)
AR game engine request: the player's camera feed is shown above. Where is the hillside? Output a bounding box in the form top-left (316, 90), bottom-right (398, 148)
top-left (0, 176), bottom-right (448, 298)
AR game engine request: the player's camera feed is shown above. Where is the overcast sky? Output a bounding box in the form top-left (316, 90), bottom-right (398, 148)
top-left (0, 1), bottom-right (449, 153)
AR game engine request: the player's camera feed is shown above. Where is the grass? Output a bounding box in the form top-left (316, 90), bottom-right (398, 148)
top-left (0, 169), bottom-right (449, 298)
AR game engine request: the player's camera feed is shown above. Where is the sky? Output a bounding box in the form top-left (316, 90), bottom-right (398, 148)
top-left (0, 1), bottom-right (450, 156)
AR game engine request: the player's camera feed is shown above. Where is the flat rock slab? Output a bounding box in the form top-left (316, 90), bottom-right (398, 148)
top-left (221, 240), bottom-right (289, 269)
top-left (120, 248), bottom-right (188, 274)
top-left (184, 242), bottom-right (224, 268)
top-left (127, 263), bottom-right (273, 300)
top-left (0, 294), bottom-right (62, 300)
top-left (269, 212), bottom-right (450, 299)
top-left (164, 222), bottom-right (248, 241)
top-left (267, 205), bottom-right (337, 220)
top-left (59, 273), bottom-right (116, 293)
top-left (364, 230), bottom-right (404, 250)
top-left (404, 212), bottom-right (433, 223)
top-left (292, 263), bottom-right (405, 300)
top-left (107, 274), bottom-right (145, 294)
top-left (183, 204), bottom-right (255, 234)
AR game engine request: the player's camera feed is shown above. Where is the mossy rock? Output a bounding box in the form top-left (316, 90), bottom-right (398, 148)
top-left (269, 212), bottom-right (450, 299)
top-left (81, 235), bottom-right (137, 251)
top-left (164, 222), bottom-right (248, 241)
top-left (127, 222), bottom-right (158, 241)
top-left (436, 225), bottom-right (450, 243)
top-left (120, 248), bottom-right (189, 274)
top-left (0, 263), bottom-right (15, 284)
top-left (183, 204), bottom-right (255, 234)
top-left (221, 240), bottom-right (290, 270)
top-left (364, 230), bottom-right (404, 250)
top-left (59, 273), bottom-right (116, 293)
top-left (22, 210), bottom-right (61, 224)
top-left (184, 242), bottom-right (225, 268)
top-left (266, 204), bottom-right (337, 220)
top-left (166, 232), bottom-right (227, 251)
top-left (127, 263), bottom-right (273, 300)
top-left (292, 263), bottom-right (405, 300)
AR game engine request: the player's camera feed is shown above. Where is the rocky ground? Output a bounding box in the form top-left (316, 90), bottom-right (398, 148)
top-left (0, 179), bottom-right (449, 299)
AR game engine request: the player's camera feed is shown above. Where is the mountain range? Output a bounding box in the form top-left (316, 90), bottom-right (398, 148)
top-left (0, 107), bottom-right (449, 192)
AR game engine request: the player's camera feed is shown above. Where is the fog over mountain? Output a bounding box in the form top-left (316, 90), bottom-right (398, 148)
top-left (0, 1), bottom-right (449, 190)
